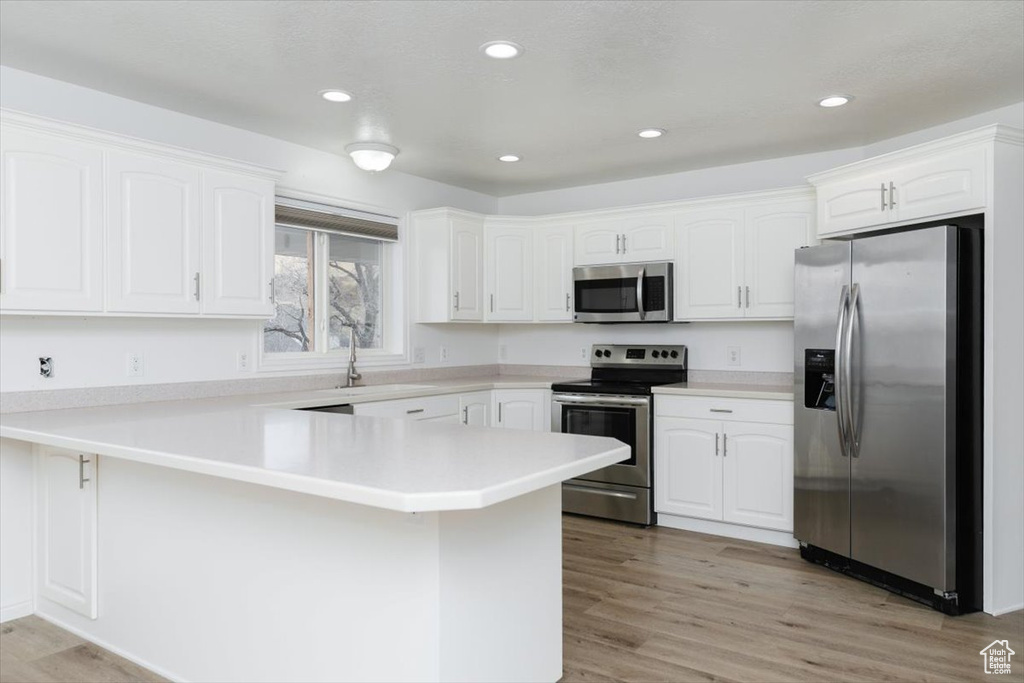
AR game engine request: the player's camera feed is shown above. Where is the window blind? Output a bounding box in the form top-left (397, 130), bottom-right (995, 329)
top-left (274, 203), bottom-right (398, 242)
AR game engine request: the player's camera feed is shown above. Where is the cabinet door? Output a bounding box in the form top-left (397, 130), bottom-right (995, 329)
top-left (893, 146), bottom-right (987, 224)
top-left (722, 422), bottom-right (793, 531)
top-left (37, 446), bottom-right (98, 619)
top-left (459, 391), bottom-right (491, 426)
top-left (450, 215), bottom-right (484, 321)
top-left (674, 208), bottom-right (744, 320)
top-left (485, 224), bottom-right (533, 321)
top-left (574, 220), bottom-right (621, 265)
top-left (493, 389), bottom-right (547, 431)
top-left (654, 417), bottom-right (722, 520)
top-left (816, 173), bottom-right (890, 237)
top-left (201, 171), bottom-right (274, 316)
top-left (0, 128), bottom-right (104, 312)
top-left (620, 213), bottom-right (674, 263)
top-left (743, 199), bottom-right (816, 319)
top-left (534, 224), bottom-right (573, 321)
top-left (107, 151), bottom-right (201, 313)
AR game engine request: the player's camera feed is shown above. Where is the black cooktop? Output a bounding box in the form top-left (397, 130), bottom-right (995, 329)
top-left (549, 379), bottom-right (663, 396)
top-left (552, 343), bottom-right (688, 396)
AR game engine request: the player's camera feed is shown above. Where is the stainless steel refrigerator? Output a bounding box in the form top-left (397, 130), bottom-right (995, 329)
top-left (793, 222), bottom-right (983, 615)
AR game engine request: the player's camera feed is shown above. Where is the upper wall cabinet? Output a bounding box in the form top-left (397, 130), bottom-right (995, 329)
top-left (574, 212), bottom-right (674, 266)
top-left (0, 128), bottom-right (105, 312)
top-left (674, 192), bottom-right (816, 321)
top-left (412, 209), bottom-right (484, 323)
top-left (0, 113), bottom-right (280, 318)
top-left (485, 220), bottom-right (533, 322)
top-left (535, 223), bottom-right (573, 322)
top-left (809, 131), bottom-right (995, 238)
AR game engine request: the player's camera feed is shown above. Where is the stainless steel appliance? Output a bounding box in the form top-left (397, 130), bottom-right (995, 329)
top-left (572, 262), bottom-right (672, 323)
top-left (553, 344), bottom-right (687, 525)
top-left (794, 222), bottom-right (983, 615)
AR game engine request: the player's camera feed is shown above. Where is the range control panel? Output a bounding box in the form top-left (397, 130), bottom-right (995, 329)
top-left (591, 344), bottom-right (688, 367)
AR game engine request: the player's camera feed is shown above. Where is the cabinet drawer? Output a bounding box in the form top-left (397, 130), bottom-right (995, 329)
top-left (353, 394), bottom-right (460, 420)
top-left (655, 395), bottom-right (792, 424)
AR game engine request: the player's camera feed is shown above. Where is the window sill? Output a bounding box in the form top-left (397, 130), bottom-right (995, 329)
top-left (258, 351), bottom-right (409, 373)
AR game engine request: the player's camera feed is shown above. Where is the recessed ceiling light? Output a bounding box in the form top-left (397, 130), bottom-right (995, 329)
top-left (637, 128), bottom-right (666, 139)
top-left (498, 154), bottom-right (521, 162)
top-left (481, 41), bottom-right (523, 59)
top-left (319, 89), bottom-right (352, 103)
top-left (818, 95), bottom-right (853, 108)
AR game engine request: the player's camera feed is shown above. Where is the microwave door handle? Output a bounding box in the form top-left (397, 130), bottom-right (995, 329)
top-left (636, 267), bottom-right (646, 320)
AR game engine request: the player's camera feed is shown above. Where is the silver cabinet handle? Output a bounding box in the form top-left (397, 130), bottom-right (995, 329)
top-left (737, 286), bottom-right (742, 308)
top-left (889, 181), bottom-right (896, 208)
top-left (453, 291), bottom-right (460, 311)
top-left (490, 293), bottom-right (494, 313)
top-left (835, 285), bottom-right (851, 457)
top-left (193, 273), bottom-right (200, 301)
top-left (498, 402), bottom-right (502, 423)
top-left (881, 183), bottom-right (887, 211)
top-left (406, 408), bottom-right (425, 415)
top-left (621, 233), bottom-right (626, 253)
top-left (843, 283), bottom-right (860, 456)
top-left (269, 278), bottom-right (276, 305)
top-left (722, 434), bottom-right (727, 457)
top-left (710, 408), bottom-right (733, 413)
top-left (565, 292), bottom-right (570, 312)
top-left (79, 454), bottom-right (91, 489)
top-left (745, 286), bottom-right (750, 308)
top-left (615, 234), bottom-right (621, 254)
top-left (636, 267), bottom-right (646, 320)
top-left (715, 433), bottom-right (719, 456)
top-left (462, 406), bottom-right (468, 424)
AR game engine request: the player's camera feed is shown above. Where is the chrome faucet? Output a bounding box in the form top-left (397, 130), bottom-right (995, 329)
top-left (345, 327), bottom-right (362, 388)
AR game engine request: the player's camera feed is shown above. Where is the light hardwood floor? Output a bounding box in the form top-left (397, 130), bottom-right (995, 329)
top-left (1, 515), bottom-right (1021, 682)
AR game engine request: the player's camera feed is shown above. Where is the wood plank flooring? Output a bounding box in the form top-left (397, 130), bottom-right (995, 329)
top-left (1, 515), bottom-right (1021, 682)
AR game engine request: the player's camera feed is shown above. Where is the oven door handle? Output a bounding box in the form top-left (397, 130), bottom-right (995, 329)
top-left (553, 394), bottom-right (651, 407)
top-left (636, 267), bottom-right (646, 320)
top-left (563, 484), bottom-right (638, 500)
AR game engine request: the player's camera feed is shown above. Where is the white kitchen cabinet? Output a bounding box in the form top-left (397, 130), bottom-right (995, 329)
top-left (459, 391), bottom-right (491, 426)
top-left (493, 389), bottom-right (549, 431)
top-left (811, 136), bottom-right (989, 238)
top-left (36, 445), bottom-right (98, 619)
top-left (573, 213), bottom-right (673, 266)
top-left (743, 199), bottom-right (816, 318)
top-left (352, 394), bottom-right (460, 422)
top-left (451, 216), bottom-right (484, 321)
top-left (0, 127), bottom-right (105, 312)
top-left (534, 223), bottom-right (573, 322)
top-left (413, 209), bottom-right (485, 322)
top-left (654, 417), bottom-right (722, 520)
top-left (201, 170), bottom-right (275, 316)
top-left (655, 396), bottom-right (794, 534)
top-left (721, 422), bottom-right (793, 531)
top-left (106, 151), bottom-right (202, 314)
top-left (674, 208), bottom-right (745, 319)
top-left (485, 222), bottom-right (533, 321)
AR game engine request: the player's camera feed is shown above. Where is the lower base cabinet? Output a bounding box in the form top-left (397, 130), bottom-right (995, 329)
top-left (654, 397), bottom-right (793, 533)
top-left (460, 391), bottom-right (491, 426)
top-left (492, 389), bottom-right (549, 431)
top-left (353, 389), bottom-right (549, 431)
top-left (36, 445), bottom-right (99, 619)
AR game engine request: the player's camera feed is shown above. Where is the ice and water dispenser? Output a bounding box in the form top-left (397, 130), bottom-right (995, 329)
top-left (804, 349), bottom-right (836, 410)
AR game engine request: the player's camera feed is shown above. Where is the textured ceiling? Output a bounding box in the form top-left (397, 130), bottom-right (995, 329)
top-left (1, 0), bottom-right (1021, 195)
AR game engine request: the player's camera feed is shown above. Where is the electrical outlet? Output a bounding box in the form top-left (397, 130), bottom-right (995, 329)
top-left (499, 344), bottom-right (508, 361)
top-left (439, 346), bottom-right (449, 364)
top-left (237, 352), bottom-right (249, 372)
top-left (580, 346), bottom-right (589, 361)
top-left (727, 346), bottom-right (741, 367)
top-left (127, 352), bottom-right (144, 377)
top-left (413, 347), bottom-right (425, 364)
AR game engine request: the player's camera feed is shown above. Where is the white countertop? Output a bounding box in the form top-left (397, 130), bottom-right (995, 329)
top-left (652, 382), bottom-right (794, 400)
top-left (0, 377), bottom-right (628, 513)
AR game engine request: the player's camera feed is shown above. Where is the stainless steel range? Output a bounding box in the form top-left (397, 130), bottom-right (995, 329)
top-left (551, 344), bottom-right (687, 526)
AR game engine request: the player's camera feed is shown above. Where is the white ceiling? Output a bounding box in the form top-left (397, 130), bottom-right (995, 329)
top-left (1, 1), bottom-right (1021, 195)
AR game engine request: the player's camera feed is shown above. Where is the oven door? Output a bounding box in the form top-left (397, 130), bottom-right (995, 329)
top-left (551, 394), bottom-right (651, 487)
top-left (573, 262), bottom-right (672, 323)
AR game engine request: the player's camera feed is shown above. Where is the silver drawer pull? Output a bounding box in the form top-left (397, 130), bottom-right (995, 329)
top-left (710, 408), bottom-right (733, 413)
top-left (406, 408), bottom-right (425, 414)
top-left (79, 454), bottom-right (91, 489)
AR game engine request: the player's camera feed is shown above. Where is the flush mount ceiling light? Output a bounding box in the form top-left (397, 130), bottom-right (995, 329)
top-left (498, 154), bottom-right (521, 162)
top-left (345, 142), bottom-right (399, 172)
top-left (319, 89), bottom-right (352, 103)
top-left (481, 41), bottom-right (523, 59)
top-left (818, 95), bottom-right (853, 108)
top-left (637, 128), bottom-right (666, 139)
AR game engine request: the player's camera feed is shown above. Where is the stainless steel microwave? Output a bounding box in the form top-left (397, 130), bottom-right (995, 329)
top-left (572, 262), bottom-right (673, 323)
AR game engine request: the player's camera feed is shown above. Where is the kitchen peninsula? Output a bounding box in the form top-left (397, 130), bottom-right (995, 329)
top-left (0, 386), bottom-right (628, 683)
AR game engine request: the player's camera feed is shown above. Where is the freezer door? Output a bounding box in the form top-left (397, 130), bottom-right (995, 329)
top-left (794, 242), bottom-right (852, 556)
top-left (849, 226), bottom-right (956, 591)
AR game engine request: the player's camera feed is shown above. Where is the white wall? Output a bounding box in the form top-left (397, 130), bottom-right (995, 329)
top-left (0, 67), bottom-right (500, 392)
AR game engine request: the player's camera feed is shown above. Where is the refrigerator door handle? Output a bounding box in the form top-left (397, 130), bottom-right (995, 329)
top-left (835, 285), bottom-right (851, 457)
top-left (844, 283), bottom-right (861, 456)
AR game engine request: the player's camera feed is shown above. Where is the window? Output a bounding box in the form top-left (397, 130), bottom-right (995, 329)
top-left (263, 200), bottom-right (397, 360)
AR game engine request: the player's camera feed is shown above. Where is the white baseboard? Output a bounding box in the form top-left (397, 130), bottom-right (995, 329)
top-left (657, 514), bottom-right (799, 548)
top-left (989, 601), bottom-right (1024, 617)
top-left (0, 600), bottom-right (34, 623)
top-left (34, 608), bottom-right (184, 683)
